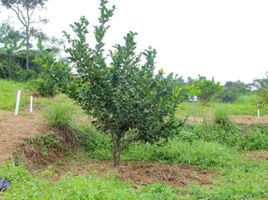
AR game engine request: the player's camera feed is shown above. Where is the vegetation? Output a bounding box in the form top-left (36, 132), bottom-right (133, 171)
top-left (1, 0), bottom-right (268, 198)
top-left (186, 76), bottom-right (223, 104)
top-left (0, 79), bottom-right (30, 110)
top-left (63, 0), bottom-right (182, 166)
top-left (0, 0), bottom-right (48, 70)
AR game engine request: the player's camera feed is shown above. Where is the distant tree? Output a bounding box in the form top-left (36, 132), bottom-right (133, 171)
top-left (221, 80), bottom-right (248, 103)
top-left (189, 76), bottom-right (223, 104)
top-left (64, 0), bottom-right (182, 166)
top-left (34, 36), bottom-right (71, 97)
top-left (0, 22), bottom-right (25, 79)
top-left (1, 0), bottom-right (48, 70)
top-left (252, 77), bottom-right (268, 106)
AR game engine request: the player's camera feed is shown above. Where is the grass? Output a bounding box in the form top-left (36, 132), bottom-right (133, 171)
top-left (0, 79), bottom-right (30, 110)
top-left (176, 101), bottom-right (268, 118)
top-left (1, 79), bottom-right (268, 199)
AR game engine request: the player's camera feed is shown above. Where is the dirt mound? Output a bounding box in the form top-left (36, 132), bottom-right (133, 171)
top-left (118, 162), bottom-right (212, 187)
top-left (0, 111), bottom-right (48, 163)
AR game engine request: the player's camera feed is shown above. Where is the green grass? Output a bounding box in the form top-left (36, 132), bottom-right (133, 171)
top-left (0, 163), bottom-right (180, 200)
top-left (0, 79), bottom-right (31, 110)
top-left (1, 79), bottom-right (268, 199)
top-left (176, 101), bottom-right (268, 118)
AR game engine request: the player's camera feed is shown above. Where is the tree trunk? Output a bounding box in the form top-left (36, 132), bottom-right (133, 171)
top-left (25, 25), bottom-right (30, 70)
top-left (112, 134), bottom-right (121, 167)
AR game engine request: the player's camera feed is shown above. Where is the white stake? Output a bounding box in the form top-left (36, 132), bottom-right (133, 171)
top-left (15, 90), bottom-right (21, 116)
top-left (30, 96), bottom-right (33, 113)
top-left (257, 109), bottom-right (260, 118)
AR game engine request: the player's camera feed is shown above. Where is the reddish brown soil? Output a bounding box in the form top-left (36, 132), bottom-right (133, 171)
top-left (244, 151), bottom-right (268, 161)
top-left (118, 162), bottom-right (212, 187)
top-left (0, 111), bottom-right (48, 163)
top-left (187, 115), bottom-right (268, 125)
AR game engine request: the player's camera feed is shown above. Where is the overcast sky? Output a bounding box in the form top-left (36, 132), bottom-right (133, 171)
top-left (1, 0), bottom-right (268, 83)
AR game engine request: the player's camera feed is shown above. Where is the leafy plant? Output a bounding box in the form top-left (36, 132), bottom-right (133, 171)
top-left (63, 0), bottom-right (182, 166)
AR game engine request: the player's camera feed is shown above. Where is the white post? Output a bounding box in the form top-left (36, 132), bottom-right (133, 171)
top-left (30, 96), bottom-right (33, 113)
top-left (257, 109), bottom-right (260, 118)
top-left (15, 90), bottom-right (22, 116)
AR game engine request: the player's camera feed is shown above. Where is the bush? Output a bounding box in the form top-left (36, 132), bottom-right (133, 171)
top-left (178, 124), bottom-right (268, 151)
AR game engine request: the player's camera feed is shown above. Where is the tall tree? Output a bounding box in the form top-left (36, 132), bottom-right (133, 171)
top-left (1, 0), bottom-right (48, 70)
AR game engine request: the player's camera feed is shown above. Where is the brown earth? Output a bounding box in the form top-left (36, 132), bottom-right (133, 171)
top-left (118, 162), bottom-right (212, 187)
top-left (187, 115), bottom-right (268, 125)
top-left (244, 151), bottom-right (268, 161)
top-left (29, 158), bottom-right (213, 188)
top-left (0, 111), bottom-right (48, 163)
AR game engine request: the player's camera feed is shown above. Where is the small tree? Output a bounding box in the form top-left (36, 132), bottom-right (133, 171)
top-left (190, 76), bottom-right (223, 104)
top-left (34, 36), bottom-right (71, 97)
top-left (64, 0), bottom-right (182, 166)
top-left (1, 0), bottom-right (48, 70)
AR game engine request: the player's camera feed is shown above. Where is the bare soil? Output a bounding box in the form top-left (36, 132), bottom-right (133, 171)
top-left (244, 151), bottom-right (268, 161)
top-left (187, 115), bottom-right (268, 125)
top-left (0, 111), bottom-right (48, 163)
top-left (31, 158), bottom-right (213, 188)
top-left (118, 162), bottom-right (212, 187)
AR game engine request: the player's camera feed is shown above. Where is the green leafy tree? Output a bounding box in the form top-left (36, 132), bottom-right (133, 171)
top-left (64, 0), bottom-right (182, 166)
top-left (254, 77), bottom-right (268, 107)
top-left (1, 0), bottom-right (48, 70)
top-left (0, 22), bottom-right (25, 79)
top-left (34, 36), bottom-right (71, 97)
top-left (221, 81), bottom-right (248, 103)
top-left (189, 76), bottom-right (223, 104)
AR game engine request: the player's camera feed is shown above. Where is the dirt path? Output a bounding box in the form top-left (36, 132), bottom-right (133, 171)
top-left (0, 111), bottom-right (48, 163)
top-left (187, 115), bottom-right (268, 125)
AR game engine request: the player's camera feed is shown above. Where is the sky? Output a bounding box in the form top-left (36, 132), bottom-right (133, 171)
top-left (1, 0), bottom-right (268, 84)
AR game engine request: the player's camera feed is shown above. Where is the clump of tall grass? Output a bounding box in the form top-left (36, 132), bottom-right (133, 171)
top-left (213, 105), bottom-right (230, 125)
top-left (45, 104), bottom-right (84, 146)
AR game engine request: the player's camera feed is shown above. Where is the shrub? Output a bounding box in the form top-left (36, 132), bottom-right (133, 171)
top-left (36, 77), bottom-right (57, 97)
top-left (178, 124), bottom-right (268, 151)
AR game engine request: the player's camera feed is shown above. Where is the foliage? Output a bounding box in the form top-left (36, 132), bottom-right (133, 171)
top-left (64, 0), bottom-right (182, 165)
top-left (0, 22), bottom-right (25, 79)
top-left (1, 0), bottom-right (48, 69)
top-left (221, 80), bottom-right (249, 103)
top-left (187, 76), bottom-right (223, 104)
top-left (34, 37), bottom-right (71, 97)
top-left (255, 77), bottom-right (268, 107)
top-left (178, 124), bottom-right (268, 151)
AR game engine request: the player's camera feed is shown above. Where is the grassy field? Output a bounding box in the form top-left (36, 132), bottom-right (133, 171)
top-left (0, 79), bottom-right (31, 111)
top-left (1, 79), bottom-right (268, 199)
top-left (176, 101), bottom-right (268, 118)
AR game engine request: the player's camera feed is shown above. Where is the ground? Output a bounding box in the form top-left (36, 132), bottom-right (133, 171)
top-left (0, 110), bottom-right (48, 163)
top-left (187, 115), bottom-right (268, 124)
